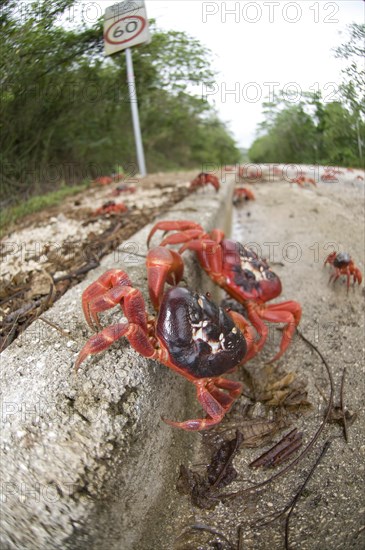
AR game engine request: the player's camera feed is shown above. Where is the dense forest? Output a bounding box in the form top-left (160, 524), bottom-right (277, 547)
top-left (249, 23), bottom-right (365, 168)
top-left (1, 0), bottom-right (240, 203)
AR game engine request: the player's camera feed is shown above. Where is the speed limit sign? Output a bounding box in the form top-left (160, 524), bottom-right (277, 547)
top-left (104, 1), bottom-right (150, 56)
top-left (103, 1), bottom-right (149, 177)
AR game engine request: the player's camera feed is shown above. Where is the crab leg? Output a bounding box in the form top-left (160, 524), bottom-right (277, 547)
top-left (179, 239), bottom-right (226, 283)
top-left (212, 377), bottom-right (243, 397)
top-left (146, 247), bottom-right (184, 309)
top-left (209, 229), bottom-right (225, 243)
top-left (259, 301), bottom-right (302, 363)
top-left (227, 310), bottom-right (259, 362)
top-left (75, 321), bottom-right (156, 371)
top-left (345, 269), bottom-right (352, 291)
top-left (353, 268), bottom-right (362, 285)
top-left (163, 378), bottom-right (242, 431)
top-left (244, 302), bottom-right (268, 347)
top-left (327, 264), bottom-right (362, 290)
top-left (190, 173), bottom-right (220, 192)
top-left (147, 220), bottom-right (203, 247)
top-left (159, 229), bottom-right (206, 246)
top-left (84, 284), bottom-right (149, 332)
top-left (203, 174), bottom-right (220, 192)
top-left (328, 270), bottom-right (342, 286)
top-left (82, 270), bottom-right (132, 329)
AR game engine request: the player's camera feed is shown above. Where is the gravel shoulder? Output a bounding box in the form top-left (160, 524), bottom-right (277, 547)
top-left (0, 171), bottom-right (198, 350)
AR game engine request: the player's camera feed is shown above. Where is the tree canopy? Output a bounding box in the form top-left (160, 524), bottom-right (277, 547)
top-left (249, 23), bottom-right (365, 168)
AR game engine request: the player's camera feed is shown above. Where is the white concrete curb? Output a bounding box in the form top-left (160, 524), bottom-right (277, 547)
top-left (0, 178), bottom-right (235, 550)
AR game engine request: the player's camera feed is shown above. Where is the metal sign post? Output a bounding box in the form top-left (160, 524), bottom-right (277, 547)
top-left (104, 1), bottom-right (150, 176)
top-left (125, 47), bottom-right (146, 176)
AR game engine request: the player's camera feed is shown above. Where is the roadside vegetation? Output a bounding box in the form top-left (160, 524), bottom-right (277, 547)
top-left (1, 2), bottom-right (363, 216)
top-left (1, 0), bottom-right (240, 206)
top-left (1, 182), bottom-right (89, 232)
top-left (249, 23), bottom-right (365, 168)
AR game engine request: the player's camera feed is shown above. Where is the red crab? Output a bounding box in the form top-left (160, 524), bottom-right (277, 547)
top-left (233, 187), bottom-right (256, 204)
top-left (238, 166), bottom-right (261, 180)
top-left (92, 200), bottom-right (128, 216)
top-left (324, 252), bottom-right (362, 290)
top-left (75, 246), bottom-right (256, 431)
top-left (291, 176), bottom-right (317, 187)
top-left (111, 172), bottom-right (125, 183)
top-left (189, 172), bottom-right (220, 192)
top-left (273, 166), bottom-right (283, 177)
top-left (321, 170), bottom-right (338, 183)
top-left (110, 184), bottom-right (136, 197)
top-left (94, 176), bottom-right (113, 186)
top-left (147, 221), bottom-right (302, 362)
top-left (94, 173), bottom-right (124, 186)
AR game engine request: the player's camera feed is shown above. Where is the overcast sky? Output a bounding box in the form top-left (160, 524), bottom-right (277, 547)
top-left (98, 0), bottom-right (364, 148)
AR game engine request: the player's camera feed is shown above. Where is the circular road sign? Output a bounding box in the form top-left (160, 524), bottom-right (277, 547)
top-left (104, 15), bottom-right (146, 45)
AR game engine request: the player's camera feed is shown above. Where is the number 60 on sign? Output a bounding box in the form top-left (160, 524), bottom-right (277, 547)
top-left (104, 1), bottom-right (150, 56)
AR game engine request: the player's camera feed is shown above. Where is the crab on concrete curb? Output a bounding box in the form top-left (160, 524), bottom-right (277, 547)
top-left (147, 221), bottom-right (302, 363)
top-left (75, 247), bottom-right (256, 431)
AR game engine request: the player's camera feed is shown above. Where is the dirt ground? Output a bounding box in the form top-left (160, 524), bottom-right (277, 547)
top-left (0, 170), bottom-right (198, 350)
top-left (1, 165), bottom-right (364, 549)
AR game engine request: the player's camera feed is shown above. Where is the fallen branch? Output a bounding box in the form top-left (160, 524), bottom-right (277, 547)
top-left (284, 440), bottom-right (331, 549)
top-left (340, 367), bottom-right (348, 442)
top-left (249, 428), bottom-right (303, 469)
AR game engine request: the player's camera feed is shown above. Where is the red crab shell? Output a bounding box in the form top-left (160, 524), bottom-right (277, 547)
top-left (203, 239), bottom-right (283, 304)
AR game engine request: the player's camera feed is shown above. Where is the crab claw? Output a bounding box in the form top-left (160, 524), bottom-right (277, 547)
top-left (147, 220), bottom-right (203, 247)
top-left (227, 309), bottom-right (258, 362)
top-left (324, 251), bottom-right (337, 266)
top-left (203, 173), bottom-right (220, 192)
top-left (190, 173), bottom-right (220, 192)
top-left (146, 247), bottom-right (184, 309)
top-left (162, 377), bottom-right (243, 431)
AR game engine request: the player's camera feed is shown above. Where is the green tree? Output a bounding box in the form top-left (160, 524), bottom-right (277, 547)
top-left (247, 135), bottom-right (273, 164)
top-left (1, 1), bottom-right (240, 203)
top-left (249, 96), bottom-right (317, 164)
top-left (321, 101), bottom-right (360, 166)
top-left (1, 0), bottom-right (104, 198)
top-left (248, 24), bottom-right (365, 168)
top-left (333, 22), bottom-right (365, 164)
top-left (334, 22), bottom-right (365, 107)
